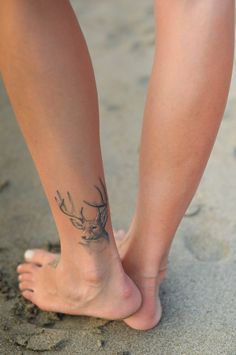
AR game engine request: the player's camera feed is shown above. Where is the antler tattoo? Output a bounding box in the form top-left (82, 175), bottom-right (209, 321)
top-left (55, 178), bottom-right (109, 245)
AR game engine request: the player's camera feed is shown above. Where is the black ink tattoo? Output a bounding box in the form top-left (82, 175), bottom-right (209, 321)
top-left (55, 178), bottom-right (109, 245)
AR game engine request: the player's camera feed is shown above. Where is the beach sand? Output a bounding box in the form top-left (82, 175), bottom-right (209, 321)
top-left (0, 1), bottom-right (236, 354)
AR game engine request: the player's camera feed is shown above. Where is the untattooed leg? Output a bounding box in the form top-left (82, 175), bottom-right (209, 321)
top-left (121, 0), bottom-right (235, 330)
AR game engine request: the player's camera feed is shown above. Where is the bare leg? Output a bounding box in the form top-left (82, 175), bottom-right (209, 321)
top-left (120, 0), bottom-right (235, 329)
top-left (0, 0), bottom-right (141, 319)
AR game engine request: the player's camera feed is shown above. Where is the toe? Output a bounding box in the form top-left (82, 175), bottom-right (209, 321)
top-left (24, 249), bottom-right (58, 266)
top-left (114, 229), bottom-right (126, 241)
top-left (18, 273), bottom-right (34, 282)
top-left (19, 281), bottom-right (34, 291)
top-left (21, 290), bottom-right (34, 302)
top-left (17, 263), bottom-right (39, 274)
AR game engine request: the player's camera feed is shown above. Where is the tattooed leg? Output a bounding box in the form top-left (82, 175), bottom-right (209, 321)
top-left (55, 178), bottom-right (109, 245)
top-left (0, 1), bottom-right (141, 320)
top-left (23, 228), bottom-right (126, 268)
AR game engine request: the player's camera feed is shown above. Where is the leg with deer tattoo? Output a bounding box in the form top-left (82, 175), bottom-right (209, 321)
top-left (0, 1), bottom-right (141, 320)
top-left (55, 178), bottom-right (109, 246)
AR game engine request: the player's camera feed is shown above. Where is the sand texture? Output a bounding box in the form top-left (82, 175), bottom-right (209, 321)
top-left (0, 1), bottom-right (236, 354)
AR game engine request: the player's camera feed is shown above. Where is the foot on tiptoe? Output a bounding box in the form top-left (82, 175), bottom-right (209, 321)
top-left (121, 268), bottom-right (167, 331)
top-left (115, 229), bottom-right (168, 330)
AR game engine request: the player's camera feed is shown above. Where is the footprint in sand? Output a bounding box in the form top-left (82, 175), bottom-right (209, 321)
top-left (184, 203), bottom-right (202, 217)
top-left (184, 233), bottom-right (230, 262)
top-left (13, 329), bottom-right (68, 352)
top-left (233, 147), bottom-right (236, 158)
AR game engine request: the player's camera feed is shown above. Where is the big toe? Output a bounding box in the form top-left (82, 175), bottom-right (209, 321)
top-left (24, 249), bottom-right (58, 266)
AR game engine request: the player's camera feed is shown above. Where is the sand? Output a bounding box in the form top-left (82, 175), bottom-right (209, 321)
top-left (0, 1), bottom-right (236, 354)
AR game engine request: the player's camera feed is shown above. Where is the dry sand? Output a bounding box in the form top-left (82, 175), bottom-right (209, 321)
top-left (0, 1), bottom-right (236, 354)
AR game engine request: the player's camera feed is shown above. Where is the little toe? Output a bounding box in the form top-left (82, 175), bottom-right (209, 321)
top-left (21, 290), bottom-right (34, 302)
top-left (24, 249), bottom-right (58, 266)
top-left (19, 281), bottom-right (34, 292)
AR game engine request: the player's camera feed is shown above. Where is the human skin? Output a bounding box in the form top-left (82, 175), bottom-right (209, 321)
top-left (121, 0), bottom-right (235, 329)
top-left (0, 0), bottom-right (141, 320)
top-left (0, 0), bottom-right (235, 330)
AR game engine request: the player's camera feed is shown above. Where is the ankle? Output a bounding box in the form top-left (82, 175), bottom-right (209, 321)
top-left (123, 244), bottom-right (169, 283)
top-left (58, 251), bottom-right (125, 286)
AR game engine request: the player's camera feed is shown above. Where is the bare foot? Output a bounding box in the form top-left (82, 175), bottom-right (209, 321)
top-left (122, 267), bottom-right (167, 330)
top-left (21, 228), bottom-right (167, 330)
top-left (115, 229), bottom-right (168, 330)
top-left (17, 245), bottom-right (141, 320)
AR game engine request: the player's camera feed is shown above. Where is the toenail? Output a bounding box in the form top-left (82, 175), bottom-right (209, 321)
top-left (24, 250), bottom-right (34, 260)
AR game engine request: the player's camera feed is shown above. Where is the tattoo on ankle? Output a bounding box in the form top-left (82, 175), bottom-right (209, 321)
top-left (54, 178), bottom-right (109, 246)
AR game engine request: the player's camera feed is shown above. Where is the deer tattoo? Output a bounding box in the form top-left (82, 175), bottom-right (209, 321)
top-left (54, 178), bottom-right (109, 245)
